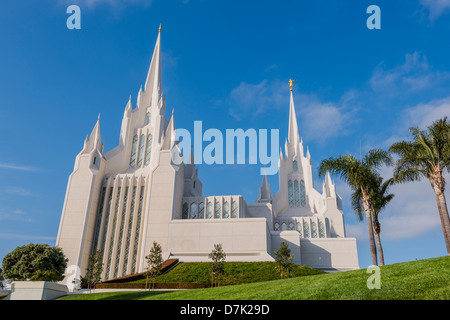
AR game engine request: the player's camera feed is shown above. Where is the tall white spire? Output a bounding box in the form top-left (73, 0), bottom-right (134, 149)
top-left (144, 25), bottom-right (162, 100)
top-left (288, 80), bottom-right (300, 148)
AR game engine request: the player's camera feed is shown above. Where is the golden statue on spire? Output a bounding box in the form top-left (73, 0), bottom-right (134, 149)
top-left (159, 24), bottom-right (162, 33)
top-left (289, 79), bottom-right (296, 92)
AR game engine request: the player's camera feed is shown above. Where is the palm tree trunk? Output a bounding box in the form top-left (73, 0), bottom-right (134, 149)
top-left (373, 219), bottom-right (385, 266)
top-left (362, 190), bottom-right (378, 266)
top-left (433, 186), bottom-right (450, 255)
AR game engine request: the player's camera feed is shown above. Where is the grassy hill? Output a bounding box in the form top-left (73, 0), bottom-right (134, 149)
top-left (131, 261), bottom-right (325, 285)
top-left (59, 256), bottom-right (450, 300)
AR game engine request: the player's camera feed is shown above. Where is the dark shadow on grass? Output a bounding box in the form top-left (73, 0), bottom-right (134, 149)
top-left (98, 291), bottom-right (174, 300)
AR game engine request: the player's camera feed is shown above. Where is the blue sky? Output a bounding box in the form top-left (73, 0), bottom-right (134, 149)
top-left (1, 0), bottom-right (450, 269)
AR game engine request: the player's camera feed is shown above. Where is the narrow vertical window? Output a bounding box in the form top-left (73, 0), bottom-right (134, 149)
top-left (131, 186), bottom-right (145, 273)
top-left (137, 134), bottom-right (145, 167)
top-left (293, 160), bottom-right (298, 172)
top-left (296, 221), bottom-right (302, 237)
top-left (223, 201), bottom-right (229, 219)
top-left (144, 134), bottom-right (152, 166)
top-left (231, 200), bottom-right (238, 218)
top-left (288, 180), bottom-right (294, 207)
top-left (214, 201), bottom-right (222, 219)
top-left (145, 111), bottom-right (151, 125)
top-left (303, 221), bottom-right (310, 238)
top-left (182, 202), bottom-right (189, 219)
top-left (206, 202), bottom-right (213, 219)
top-left (130, 135), bottom-right (138, 167)
top-left (123, 186), bottom-right (137, 275)
top-left (294, 180), bottom-right (300, 207)
top-left (198, 202), bottom-right (204, 219)
top-left (300, 179), bottom-right (306, 207)
top-left (190, 202), bottom-right (197, 219)
top-left (319, 221), bottom-right (325, 238)
top-left (311, 221), bottom-right (317, 238)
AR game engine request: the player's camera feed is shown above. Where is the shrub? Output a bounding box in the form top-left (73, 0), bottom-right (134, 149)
top-left (1, 244), bottom-right (68, 282)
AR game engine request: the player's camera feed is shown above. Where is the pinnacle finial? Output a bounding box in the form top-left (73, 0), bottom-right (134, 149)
top-left (159, 24), bottom-right (162, 33)
top-left (98, 113), bottom-right (101, 121)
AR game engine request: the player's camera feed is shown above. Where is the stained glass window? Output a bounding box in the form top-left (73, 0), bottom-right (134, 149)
top-left (206, 202), bottom-right (213, 219)
top-left (145, 111), bottom-right (151, 125)
top-left (198, 202), bottom-right (205, 219)
top-left (223, 201), bottom-right (230, 219)
top-left (132, 186), bottom-right (145, 273)
top-left (300, 180), bottom-right (306, 207)
top-left (319, 221), bottom-right (325, 238)
top-left (231, 200), bottom-right (238, 218)
top-left (288, 180), bottom-right (294, 207)
top-left (106, 186), bottom-right (121, 279)
top-left (311, 221), bottom-right (317, 238)
top-left (296, 221), bottom-right (302, 237)
top-left (294, 180), bottom-right (300, 207)
top-left (303, 221), bottom-right (310, 238)
top-left (137, 134), bottom-right (145, 167)
top-left (130, 135), bottom-right (138, 167)
top-left (214, 201), bottom-right (222, 219)
top-left (182, 202), bottom-right (189, 219)
top-left (123, 186), bottom-right (137, 275)
top-left (114, 186), bottom-right (129, 278)
top-left (91, 187), bottom-right (106, 255)
top-left (190, 202), bottom-right (197, 219)
top-left (293, 160), bottom-right (298, 172)
top-left (144, 134), bottom-right (152, 166)
top-left (289, 221), bottom-right (295, 230)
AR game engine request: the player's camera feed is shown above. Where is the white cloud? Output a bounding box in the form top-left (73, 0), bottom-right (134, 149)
top-left (228, 79), bottom-right (286, 120)
top-left (369, 52), bottom-right (449, 95)
top-left (420, 0), bottom-right (450, 20)
top-left (227, 79), bottom-right (357, 143)
top-left (0, 163), bottom-right (36, 171)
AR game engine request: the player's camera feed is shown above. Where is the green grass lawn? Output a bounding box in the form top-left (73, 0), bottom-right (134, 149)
top-left (58, 256), bottom-right (450, 300)
top-left (131, 261), bottom-right (325, 285)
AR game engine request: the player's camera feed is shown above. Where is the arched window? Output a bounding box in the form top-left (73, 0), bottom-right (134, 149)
top-left (223, 201), bottom-right (230, 219)
top-left (182, 202), bottom-right (189, 219)
top-left (293, 160), bottom-right (298, 172)
top-left (137, 134), bottom-right (145, 167)
top-left (198, 202), bottom-right (205, 219)
top-left (288, 180), bottom-right (294, 207)
top-left (214, 201), bottom-right (222, 219)
top-left (190, 202), bottom-right (197, 219)
top-left (206, 202), bottom-right (213, 219)
top-left (145, 111), bottom-right (151, 125)
top-left (294, 180), bottom-right (300, 207)
top-left (144, 134), bottom-right (152, 166)
top-left (300, 179), bottom-right (306, 207)
top-left (129, 134), bottom-right (138, 167)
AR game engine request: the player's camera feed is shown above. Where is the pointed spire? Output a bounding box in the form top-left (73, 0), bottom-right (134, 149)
top-left (288, 86), bottom-right (300, 148)
top-left (82, 115), bottom-right (102, 154)
top-left (161, 109), bottom-right (175, 150)
top-left (144, 27), bottom-right (162, 101)
top-left (257, 170), bottom-right (272, 203)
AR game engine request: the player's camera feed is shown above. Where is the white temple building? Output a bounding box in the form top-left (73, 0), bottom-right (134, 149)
top-left (56, 27), bottom-right (359, 281)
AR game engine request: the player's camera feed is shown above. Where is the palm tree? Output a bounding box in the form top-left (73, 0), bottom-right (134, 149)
top-left (319, 149), bottom-right (392, 266)
top-left (389, 117), bottom-right (450, 255)
top-left (352, 176), bottom-right (394, 266)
